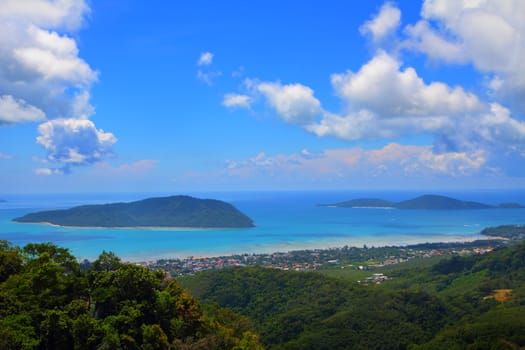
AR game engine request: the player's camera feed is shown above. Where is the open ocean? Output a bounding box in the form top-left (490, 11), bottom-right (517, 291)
top-left (1, 190), bottom-right (524, 261)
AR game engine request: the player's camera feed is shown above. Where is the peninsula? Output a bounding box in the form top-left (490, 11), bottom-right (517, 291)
top-left (324, 194), bottom-right (524, 210)
top-left (13, 195), bottom-right (254, 228)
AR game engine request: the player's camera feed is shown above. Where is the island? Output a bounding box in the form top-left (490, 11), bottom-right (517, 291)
top-left (13, 195), bottom-right (255, 228)
top-left (323, 194), bottom-right (524, 210)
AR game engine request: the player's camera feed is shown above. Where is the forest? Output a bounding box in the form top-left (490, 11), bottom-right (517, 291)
top-left (0, 240), bottom-right (262, 349)
top-left (181, 242), bottom-right (525, 349)
top-left (2, 239), bottom-right (525, 349)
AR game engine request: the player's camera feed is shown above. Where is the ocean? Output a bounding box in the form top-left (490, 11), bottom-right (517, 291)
top-left (1, 190), bottom-right (524, 261)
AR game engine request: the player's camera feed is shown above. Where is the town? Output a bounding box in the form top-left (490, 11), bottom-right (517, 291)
top-left (144, 239), bottom-right (501, 277)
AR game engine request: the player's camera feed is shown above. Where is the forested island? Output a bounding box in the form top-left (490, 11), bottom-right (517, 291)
top-left (13, 195), bottom-right (254, 228)
top-left (324, 194), bottom-right (524, 210)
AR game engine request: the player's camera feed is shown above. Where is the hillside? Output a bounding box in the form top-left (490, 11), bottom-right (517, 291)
top-left (182, 243), bottom-right (525, 349)
top-left (13, 195), bottom-right (254, 228)
top-left (0, 240), bottom-right (263, 349)
top-left (325, 194), bottom-right (522, 210)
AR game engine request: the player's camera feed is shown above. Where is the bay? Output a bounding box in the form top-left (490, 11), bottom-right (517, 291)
top-left (1, 190), bottom-right (524, 261)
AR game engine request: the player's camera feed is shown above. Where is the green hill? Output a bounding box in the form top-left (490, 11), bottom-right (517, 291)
top-left (0, 240), bottom-right (263, 349)
top-left (182, 243), bottom-right (525, 349)
top-left (326, 194), bottom-right (521, 210)
top-left (13, 195), bottom-right (254, 228)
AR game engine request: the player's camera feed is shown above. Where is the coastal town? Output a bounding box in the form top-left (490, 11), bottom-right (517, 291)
top-left (144, 239), bottom-right (502, 277)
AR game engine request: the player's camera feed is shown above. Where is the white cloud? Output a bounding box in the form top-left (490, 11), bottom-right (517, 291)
top-left (196, 69), bottom-right (222, 85)
top-left (34, 167), bottom-right (63, 176)
top-left (331, 51), bottom-right (482, 118)
top-left (0, 0), bottom-right (89, 31)
top-left (256, 82), bottom-right (322, 125)
top-left (0, 152), bottom-right (13, 160)
top-left (405, 0), bottom-right (525, 109)
top-left (197, 51), bottom-right (213, 66)
top-left (36, 118), bottom-right (117, 172)
top-left (0, 95), bottom-right (46, 124)
top-left (306, 52), bottom-right (525, 160)
top-left (13, 26), bottom-right (97, 85)
top-left (222, 93), bottom-right (251, 109)
top-left (224, 144), bottom-right (487, 182)
top-left (360, 2), bottom-right (401, 43)
top-left (91, 159), bottom-right (159, 175)
top-left (0, 0), bottom-right (117, 173)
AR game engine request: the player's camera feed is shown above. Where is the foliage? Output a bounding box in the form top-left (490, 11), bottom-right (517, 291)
top-left (480, 224), bottom-right (525, 240)
top-left (0, 240), bottom-right (262, 349)
top-left (183, 243), bottom-right (525, 349)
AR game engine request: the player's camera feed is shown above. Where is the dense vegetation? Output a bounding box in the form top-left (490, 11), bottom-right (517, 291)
top-left (327, 194), bottom-right (523, 209)
top-left (0, 240), bottom-right (263, 349)
top-left (480, 224), bottom-right (525, 240)
top-left (13, 195), bottom-right (254, 228)
top-left (182, 243), bottom-right (525, 349)
top-left (2, 238), bottom-right (525, 349)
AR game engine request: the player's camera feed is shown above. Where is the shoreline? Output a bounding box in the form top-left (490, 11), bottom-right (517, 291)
top-left (111, 234), bottom-right (501, 263)
top-left (16, 221), bottom-right (246, 231)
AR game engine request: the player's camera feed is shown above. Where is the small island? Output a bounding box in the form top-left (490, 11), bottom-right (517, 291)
top-left (323, 194), bottom-right (524, 210)
top-left (13, 195), bottom-right (254, 228)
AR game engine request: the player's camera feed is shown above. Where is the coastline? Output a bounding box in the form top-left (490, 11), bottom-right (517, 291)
top-left (18, 221), bottom-right (240, 231)
top-left (114, 233), bottom-right (497, 263)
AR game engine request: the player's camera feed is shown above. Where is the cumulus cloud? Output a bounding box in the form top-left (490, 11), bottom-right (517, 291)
top-left (0, 0), bottom-right (89, 31)
top-left (256, 82), bottom-right (322, 125)
top-left (0, 0), bottom-right (117, 174)
top-left (36, 118), bottom-right (117, 173)
top-left (219, 1), bottom-right (525, 179)
top-left (0, 95), bottom-right (46, 124)
top-left (0, 4), bottom-right (97, 120)
top-left (360, 2), bottom-right (401, 43)
top-left (305, 52), bottom-right (525, 160)
top-left (331, 51), bottom-right (483, 118)
top-left (222, 93), bottom-right (251, 109)
top-left (404, 0), bottom-right (525, 109)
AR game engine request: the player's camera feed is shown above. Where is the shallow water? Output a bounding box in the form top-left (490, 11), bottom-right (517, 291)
top-left (1, 190), bottom-right (524, 261)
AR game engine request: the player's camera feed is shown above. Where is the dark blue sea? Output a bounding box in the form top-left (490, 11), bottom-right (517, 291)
top-left (1, 190), bottom-right (524, 261)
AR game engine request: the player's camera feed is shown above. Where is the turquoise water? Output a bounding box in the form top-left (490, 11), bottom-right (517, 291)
top-left (1, 190), bottom-right (524, 261)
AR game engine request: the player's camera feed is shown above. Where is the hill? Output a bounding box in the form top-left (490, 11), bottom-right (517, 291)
top-left (325, 194), bottom-right (522, 210)
top-left (13, 195), bottom-right (254, 228)
top-left (396, 194), bottom-right (492, 209)
top-left (182, 243), bottom-right (525, 349)
top-left (0, 240), bottom-right (263, 349)
top-left (326, 198), bottom-right (395, 208)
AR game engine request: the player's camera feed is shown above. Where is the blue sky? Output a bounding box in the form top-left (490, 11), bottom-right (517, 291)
top-left (1, 0), bottom-right (524, 193)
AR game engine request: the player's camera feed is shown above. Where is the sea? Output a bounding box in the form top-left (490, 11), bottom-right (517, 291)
top-left (1, 190), bottom-right (524, 262)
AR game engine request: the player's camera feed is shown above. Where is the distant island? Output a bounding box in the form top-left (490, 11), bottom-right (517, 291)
top-left (13, 195), bottom-right (254, 228)
top-left (323, 194), bottom-right (524, 210)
